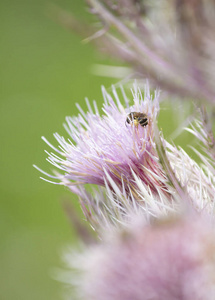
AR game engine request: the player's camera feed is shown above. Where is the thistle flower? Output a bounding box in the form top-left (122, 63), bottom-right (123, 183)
top-left (63, 215), bottom-right (215, 300)
top-left (35, 83), bottom-right (170, 214)
top-left (35, 83), bottom-right (215, 230)
top-left (41, 83), bottom-right (163, 193)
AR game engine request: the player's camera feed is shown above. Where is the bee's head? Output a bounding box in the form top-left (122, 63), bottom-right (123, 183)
top-left (126, 113), bottom-right (133, 124)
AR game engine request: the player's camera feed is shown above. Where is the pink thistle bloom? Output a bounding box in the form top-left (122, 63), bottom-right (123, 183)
top-left (35, 83), bottom-right (215, 229)
top-left (64, 215), bottom-right (215, 300)
top-left (36, 83), bottom-right (168, 198)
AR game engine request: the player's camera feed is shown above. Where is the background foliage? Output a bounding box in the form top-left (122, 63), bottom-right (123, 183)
top-left (0, 0), bottom-right (194, 299)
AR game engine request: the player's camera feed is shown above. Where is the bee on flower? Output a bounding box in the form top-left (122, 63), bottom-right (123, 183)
top-left (126, 112), bottom-right (148, 127)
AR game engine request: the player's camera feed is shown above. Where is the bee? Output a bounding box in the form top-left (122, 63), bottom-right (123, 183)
top-left (126, 112), bottom-right (148, 127)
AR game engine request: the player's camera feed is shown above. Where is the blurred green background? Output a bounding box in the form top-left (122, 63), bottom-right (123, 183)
top-left (0, 1), bottom-right (195, 300)
top-left (0, 1), bottom-right (115, 299)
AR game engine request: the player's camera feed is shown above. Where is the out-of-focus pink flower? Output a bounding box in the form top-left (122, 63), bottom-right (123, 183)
top-left (66, 215), bottom-right (215, 300)
top-left (84, 0), bottom-right (215, 106)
